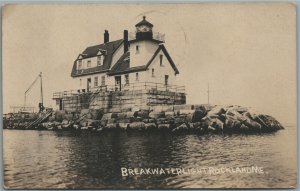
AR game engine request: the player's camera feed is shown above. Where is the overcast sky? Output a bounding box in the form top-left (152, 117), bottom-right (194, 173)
top-left (2, 3), bottom-right (296, 125)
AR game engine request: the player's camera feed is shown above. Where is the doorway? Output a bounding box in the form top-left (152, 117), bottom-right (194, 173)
top-left (115, 76), bottom-right (121, 91)
top-left (87, 78), bottom-right (91, 92)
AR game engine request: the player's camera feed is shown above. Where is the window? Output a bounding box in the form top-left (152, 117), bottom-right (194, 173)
top-left (160, 55), bottom-right (163, 66)
top-left (94, 77), bottom-right (98, 87)
top-left (97, 56), bottom-right (102, 66)
top-left (79, 79), bottom-right (82, 86)
top-left (87, 60), bottom-right (91, 68)
top-left (78, 60), bottom-right (82, 70)
top-left (136, 45), bottom-right (139, 54)
top-left (165, 75), bottom-right (169, 85)
top-left (125, 74), bottom-right (129, 85)
top-left (152, 69), bottom-right (155, 77)
top-left (136, 73), bottom-right (139, 81)
top-left (101, 76), bottom-right (105, 86)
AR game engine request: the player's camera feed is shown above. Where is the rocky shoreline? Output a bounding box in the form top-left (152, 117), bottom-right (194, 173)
top-left (3, 104), bottom-right (284, 134)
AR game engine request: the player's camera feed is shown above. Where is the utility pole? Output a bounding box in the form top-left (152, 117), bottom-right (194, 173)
top-left (207, 83), bottom-right (210, 104)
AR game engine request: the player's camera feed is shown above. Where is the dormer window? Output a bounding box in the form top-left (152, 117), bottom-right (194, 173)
top-left (136, 45), bottom-right (139, 54)
top-left (87, 60), bottom-right (91, 68)
top-left (97, 55), bottom-right (103, 66)
top-left (78, 60), bottom-right (82, 70)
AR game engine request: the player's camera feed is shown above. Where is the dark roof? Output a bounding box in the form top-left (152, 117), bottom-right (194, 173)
top-left (108, 44), bottom-right (179, 75)
top-left (135, 16), bottom-right (153, 27)
top-left (71, 39), bottom-right (123, 77)
top-left (129, 38), bottom-right (163, 44)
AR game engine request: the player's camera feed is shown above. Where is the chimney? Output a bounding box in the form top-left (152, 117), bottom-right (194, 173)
top-left (104, 30), bottom-right (109, 43)
top-left (123, 30), bottom-right (128, 53)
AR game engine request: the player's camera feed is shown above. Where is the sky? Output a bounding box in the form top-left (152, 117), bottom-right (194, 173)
top-left (2, 3), bottom-right (296, 125)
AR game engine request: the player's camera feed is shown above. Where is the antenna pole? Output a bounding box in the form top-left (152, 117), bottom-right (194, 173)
top-left (40, 72), bottom-right (43, 104)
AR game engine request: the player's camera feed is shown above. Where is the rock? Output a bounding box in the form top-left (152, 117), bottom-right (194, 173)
top-left (101, 113), bottom-right (118, 120)
top-left (109, 108), bottom-right (121, 113)
top-left (208, 126), bottom-right (217, 132)
top-left (119, 123), bottom-right (129, 130)
top-left (156, 118), bottom-right (169, 124)
top-left (192, 109), bottom-right (207, 122)
top-left (224, 116), bottom-right (242, 131)
top-left (149, 111), bottom-right (165, 119)
top-left (185, 114), bottom-right (193, 122)
top-left (240, 124), bottom-right (249, 131)
top-left (254, 114), bottom-right (283, 131)
top-left (173, 105), bottom-right (193, 111)
top-left (116, 113), bottom-right (127, 119)
top-left (207, 106), bottom-right (226, 116)
top-left (129, 122), bottom-right (145, 130)
top-left (244, 118), bottom-right (261, 132)
top-left (54, 110), bottom-right (66, 122)
top-left (80, 109), bottom-right (90, 115)
top-left (106, 123), bottom-right (118, 129)
top-left (157, 124), bottom-right (170, 130)
top-left (226, 109), bottom-right (247, 122)
top-left (62, 119), bottom-right (69, 125)
top-left (134, 110), bottom-right (149, 118)
top-left (89, 109), bottom-right (104, 120)
top-left (145, 123), bottom-right (157, 130)
top-left (211, 118), bottom-right (224, 130)
top-left (118, 118), bottom-right (131, 123)
top-left (165, 111), bottom-right (175, 119)
top-left (172, 123), bottom-right (189, 133)
top-left (177, 109), bottom-right (194, 115)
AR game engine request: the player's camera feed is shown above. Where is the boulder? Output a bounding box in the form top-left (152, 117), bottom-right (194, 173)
top-left (101, 113), bottom-right (118, 120)
top-left (149, 111), bottom-right (165, 119)
top-left (240, 124), bottom-right (249, 131)
top-left (145, 123), bottom-right (157, 130)
top-left (134, 110), bottom-right (149, 118)
top-left (244, 118), bottom-right (261, 132)
top-left (54, 110), bottom-right (66, 122)
top-left (207, 126), bottom-right (217, 132)
top-left (157, 124), bottom-right (170, 130)
top-left (129, 122), bottom-right (145, 130)
top-left (177, 109), bottom-right (194, 115)
top-left (173, 105), bottom-right (193, 111)
top-left (106, 123), bottom-right (118, 129)
top-left (192, 109), bottom-right (207, 122)
top-left (207, 106), bottom-right (226, 116)
top-left (165, 111), bottom-right (175, 119)
top-left (226, 109), bottom-right (247, 122)
top-left (211, 118), bottom-right (224, 130)
top-left (224, 116), bottom-right (242, 131)
top-left (89, 109), bottom-right (104, 120)
top-left (172, 123), bottom-right (189, 133)
top-left (156, 118), bottom-right (169, 124)
top-left (119, 123), bottom-right (129, 130)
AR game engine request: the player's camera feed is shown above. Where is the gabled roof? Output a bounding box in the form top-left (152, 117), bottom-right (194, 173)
top-left (108, 44), bottom-right (179, 76)
top-left (71, 39), bottom-right (123, 77)
top-left (135, 16), bottom-right (153, 27)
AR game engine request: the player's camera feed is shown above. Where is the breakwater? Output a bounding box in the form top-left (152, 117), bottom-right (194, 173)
top-left (3, 104), bottom-right (284, 134)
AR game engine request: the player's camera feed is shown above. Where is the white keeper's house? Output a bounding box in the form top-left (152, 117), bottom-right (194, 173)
top-left (53, 16), bottom-right (185, 112)
top-left (71, 16), bottom-right (180, 92)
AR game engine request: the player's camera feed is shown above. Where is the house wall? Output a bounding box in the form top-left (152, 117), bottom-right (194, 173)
top-left (143, 49), bottom-right (177, 85)
top-left (113, 49), bottom-right (178, 87)
top-left (73, 73), bottom-right (115, 92)
top-left (129, 41), bottom-right (159, 68)
top-left (77, 56), bottom-right (103, 70)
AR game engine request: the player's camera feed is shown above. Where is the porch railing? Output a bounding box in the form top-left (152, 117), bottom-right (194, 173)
top-left (53, 82), bottom-right (185, 99)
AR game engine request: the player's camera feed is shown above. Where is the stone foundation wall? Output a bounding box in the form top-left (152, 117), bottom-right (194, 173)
top-left (60, 89), bottom-right (186, 113)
